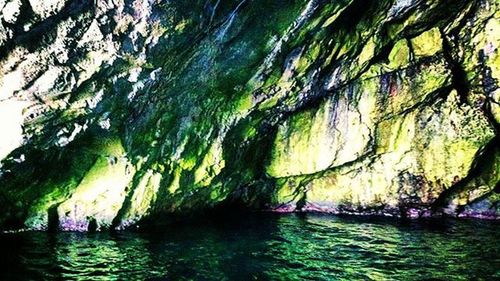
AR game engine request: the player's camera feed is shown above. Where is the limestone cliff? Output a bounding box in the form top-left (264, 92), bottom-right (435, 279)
top-left (0, 0), bottom-right (498, 231)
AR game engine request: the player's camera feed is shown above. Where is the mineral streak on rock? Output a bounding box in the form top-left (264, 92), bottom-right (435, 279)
top-left (0, 0), bottom-right (498, 231)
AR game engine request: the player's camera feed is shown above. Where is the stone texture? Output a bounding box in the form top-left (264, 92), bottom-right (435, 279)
top-left (28, 0), bottom-right (66, 19)
top-left (0, 0), bottom-right (498, 231)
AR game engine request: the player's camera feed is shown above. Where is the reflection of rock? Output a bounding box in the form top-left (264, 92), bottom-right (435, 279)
top-left (0, 0), bottom-right (498, 231)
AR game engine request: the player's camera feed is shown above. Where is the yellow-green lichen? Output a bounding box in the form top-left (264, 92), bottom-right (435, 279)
top-left (56, 138), bottom-right (135, 230)
top-left (484, 18), bottom-right (500, 82)
top-left (358, 37), bottom-right (377, 66)
top-left (417, 90), bottom-right (495, 187)
top-left (492, 89), bottom-right (500, 124)
top-left (194, 141), bottom-right (225, 187)
top-left (283, 88), bottom-right (495, 212)
top-left (120, 170), bottom-right (162, 227)
top-left (410, 27), bottom-right (443, 58)
top-left (383, 62), bottom-right (450, 116)
top-left (388, 39), bottom-right (410, 69)
top-left (376, 112), bottom-right (416, 154)
top-left (168, 167), bottom-right (182, 194)
top-left (267, 86), bottom-right (377, 178)
top-left (450, 147), bottom-right (500, 209)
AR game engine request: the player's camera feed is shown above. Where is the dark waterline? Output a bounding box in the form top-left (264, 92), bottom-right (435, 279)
top-left (1, 214), bottom-right (499, 280)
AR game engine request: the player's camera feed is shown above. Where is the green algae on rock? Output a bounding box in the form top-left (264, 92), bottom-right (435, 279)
top-left (0, 0), bottom-right (499, 231)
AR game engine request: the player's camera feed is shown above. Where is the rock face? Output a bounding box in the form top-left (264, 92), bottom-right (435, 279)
top-left (0, 0), bottom-right (498, 231)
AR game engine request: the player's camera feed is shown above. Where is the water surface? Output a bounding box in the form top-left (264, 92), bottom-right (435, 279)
top-left (1, 214), bottom-right (499, 280)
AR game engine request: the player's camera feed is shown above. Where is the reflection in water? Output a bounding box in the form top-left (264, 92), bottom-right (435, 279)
top-left (1, 214), bottom-right (499, 280)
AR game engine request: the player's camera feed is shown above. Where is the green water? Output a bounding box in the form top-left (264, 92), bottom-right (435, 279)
top-left (1, 214), bottom-right (499, 280)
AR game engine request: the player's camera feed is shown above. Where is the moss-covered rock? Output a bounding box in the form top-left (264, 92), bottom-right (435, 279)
top-left (272, 89), bottom-right (495, 216)
top-left (0, 0), bottom-right (498, 231)
top-left (410, 28), bottom-right (443, 58)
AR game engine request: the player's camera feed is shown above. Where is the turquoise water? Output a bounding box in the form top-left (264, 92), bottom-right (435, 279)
top-left (1, 214), bottom-right (499, 280)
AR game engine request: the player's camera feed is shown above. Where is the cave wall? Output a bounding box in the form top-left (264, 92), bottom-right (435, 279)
top-left (0, 0), bottom-right (498, 231)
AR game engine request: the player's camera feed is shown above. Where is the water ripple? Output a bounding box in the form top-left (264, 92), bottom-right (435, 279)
top-left (0, 214), bottom-right (499, 280)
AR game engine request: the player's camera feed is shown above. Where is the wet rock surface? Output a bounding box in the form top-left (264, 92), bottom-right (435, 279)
top-left (0, 0), bottom-right (498, 231)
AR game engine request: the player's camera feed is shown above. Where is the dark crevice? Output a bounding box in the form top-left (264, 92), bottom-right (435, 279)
top-left (87, 217), bottom-right (98, 232)
top-left (47, 205), bottom-right (60, 232)
top-left (369, 42), bottom-right (395, 66)
top-left (483, 98), bottom-right (500, 135)
top-left (295, 191), bottom-right (307, 211)
top-left (494, 182), bottom-right (500, 194)
top-left (440, 30), bottom-right (469, 104)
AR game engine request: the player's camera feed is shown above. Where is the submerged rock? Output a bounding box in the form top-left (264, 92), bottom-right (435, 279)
top-left (0, 0), bottom-right (498, 231)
